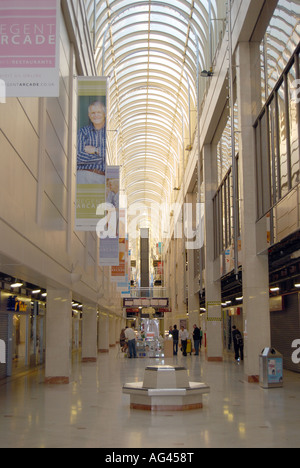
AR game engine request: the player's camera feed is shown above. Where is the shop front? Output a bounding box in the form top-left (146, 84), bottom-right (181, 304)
top-left (223, 306), bottom-right (244, 355)
top-left (0, 290), bottom-right (46, 379)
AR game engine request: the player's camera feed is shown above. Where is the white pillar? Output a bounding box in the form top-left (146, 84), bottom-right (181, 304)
top-left (109, 316), bottom-right (116, 348)
top-left (98, 313), bottom-right (109, 353)
top-left (82, 303), bottom-right (98, 362)
top-left (203, 144), bottom-right (223, 361)
top-left (186, 192), bottom-right (200, 340)
top-left (45, 289), bottom-right (72, 384)
top-left (115, 316), bottom-right (121, 346)
top-left (236, 42), bottom-right (271, 382)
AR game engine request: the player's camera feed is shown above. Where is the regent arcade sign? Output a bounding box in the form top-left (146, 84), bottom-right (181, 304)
top-left (0, 23), bottom-right (56, 46)
top-left (0, 0), bottom-right (60, 97)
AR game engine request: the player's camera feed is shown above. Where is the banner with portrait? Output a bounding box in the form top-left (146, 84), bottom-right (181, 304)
top-left (76, 77), bottom-right (108, 231)
top-left (0, 0), bottom-right (60, 97)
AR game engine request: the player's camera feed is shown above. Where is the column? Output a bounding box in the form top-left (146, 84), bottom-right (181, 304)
top-left (98, 313), bottom-right (109, 353)
top-left (45, 289), bottom-right (72, 384)
top-left (203, 144), bottom-right (223, 361)
top-left (82, 303), bottom-right (98, 362)
top-left (188, 274), bottom-right (200, 346)
top-left (140, 228), bottom-right (150, 288)
top-left (109, 315), bottom-right (116, 348)
top-left (186, 192), bottom-right (200, 338)
top-left (168, 238), bottom-right (177, 325)
top-left (115, 316), bottom-right (122, 346)
top-left (188, 296), bottom-right (200, 350)
top-left (236, 42), bottom-right (271, 382)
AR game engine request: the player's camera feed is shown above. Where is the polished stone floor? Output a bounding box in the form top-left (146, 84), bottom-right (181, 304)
top-left (0, 350), bottom-right (300, 448)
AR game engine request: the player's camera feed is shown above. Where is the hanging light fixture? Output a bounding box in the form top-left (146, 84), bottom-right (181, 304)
top-left (11, 281), bottom-right (23, 288)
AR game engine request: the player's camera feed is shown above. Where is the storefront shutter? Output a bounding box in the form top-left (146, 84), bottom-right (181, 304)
top-left (271, 293), bottom-right (300, 373)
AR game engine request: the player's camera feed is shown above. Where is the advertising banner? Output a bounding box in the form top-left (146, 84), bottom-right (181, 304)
top-left (117, 247), bottom-right (131, 296)
top-left (111, 238), bottom-right (127, 282)
top-left (0, 0), bottom-right (60, 97)
top-left (99, 166), bottom-right (120, 266)
top-left (76, 77), bottom-right (108, 231)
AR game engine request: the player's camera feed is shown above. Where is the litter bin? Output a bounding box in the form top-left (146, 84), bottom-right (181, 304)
top-left (259, 348), bottom-right (283, 389)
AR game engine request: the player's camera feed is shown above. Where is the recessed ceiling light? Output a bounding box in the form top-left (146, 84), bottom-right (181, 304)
top-left (11, 282), bottom-right (23, 288)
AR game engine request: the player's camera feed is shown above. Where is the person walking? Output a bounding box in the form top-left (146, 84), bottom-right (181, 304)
top-left (232, 326), bottom-right (244, 362)
top-left (193, 324), bottom-right (201, 356)
top-left (125, 324), bottom-right (137, 359)
top-left (171, 325), bottom-right (179, 356)
top-left (179, 326), bottom-right (189, 357)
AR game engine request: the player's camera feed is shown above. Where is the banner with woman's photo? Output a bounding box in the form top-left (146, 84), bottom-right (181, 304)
top-left (76, 77), bottom-right (108, 231)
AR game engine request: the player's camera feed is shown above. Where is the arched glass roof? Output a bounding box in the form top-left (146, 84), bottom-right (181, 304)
top-left (83, 0), bottom-right (226, 240)
top-left (262, 0), bottom-right (300, 99)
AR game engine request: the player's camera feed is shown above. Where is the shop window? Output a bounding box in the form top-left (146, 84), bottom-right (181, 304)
top-left (269, 98), bottom-right (280, 204)
top-left (255, 49), bottom-right (300, 220)
top-left (287, 64), bottom-right (300, 188)
top-left (261, 0), bottom-right (300, 102)
top-left (255, 121), bottom-right (263, 219)
top-left (255, 110), bottom-right (272, 218)
top-left (213, 160), bottom-right (239, 260)
top-left (277, 81), bottom-right (289, 197)
top-left (217, 103), bottom-right (239, 185)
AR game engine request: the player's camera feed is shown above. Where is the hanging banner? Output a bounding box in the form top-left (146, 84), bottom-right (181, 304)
top-left (0, 0), bottom-right (60, 98)
top-left (99, 166), bottom-right (120, 266)
top-left (76, 77), bottom-right (108, 231)
top-left (117, 247), bottom-right (131, 297)
top-left (111, 238), bottom-right (127, 282)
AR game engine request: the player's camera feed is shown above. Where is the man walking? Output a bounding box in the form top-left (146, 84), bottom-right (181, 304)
top-left (125, 324), bottom-right (137, 359)
top-left (179, 326), bottom-right (189, 357)
top-left (232, 326), bottom-right (244, 362)
top-left (171, 325), bottom-right (179, 356)
top-left (193, 324), bottom-right (201, 356)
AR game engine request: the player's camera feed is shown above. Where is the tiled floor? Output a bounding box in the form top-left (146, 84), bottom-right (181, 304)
top-left (0, 350), bottom-right (300, 448)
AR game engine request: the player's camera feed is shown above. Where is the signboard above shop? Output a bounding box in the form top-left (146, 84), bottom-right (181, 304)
top-left (0, 0), bottom-right (60, 98)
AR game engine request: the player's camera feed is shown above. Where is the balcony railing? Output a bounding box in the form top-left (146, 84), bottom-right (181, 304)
top-left (130, 287), bottom-right (169, 299)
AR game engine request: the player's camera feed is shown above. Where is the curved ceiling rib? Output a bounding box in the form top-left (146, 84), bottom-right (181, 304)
top-left (83, 0), bottom-right (222, 242)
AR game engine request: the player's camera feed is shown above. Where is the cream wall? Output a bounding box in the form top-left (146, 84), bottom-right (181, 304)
top-left (0, 4), bottom-right (121, 316)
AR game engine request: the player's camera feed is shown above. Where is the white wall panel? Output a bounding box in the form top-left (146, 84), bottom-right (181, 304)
top-left (0, 99), bottom-right (39, 180)
top-left (0, 131), bottom-right (38, 226)
top-left (0, 6), bottom-right (119, 314)
top-left (44, 115), bottom-right (68, 188)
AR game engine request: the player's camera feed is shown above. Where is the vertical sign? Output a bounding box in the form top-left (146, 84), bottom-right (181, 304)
top-left (99, 166), bottom-right (120, 266)
top-left (117, 245), bottom-right (131, 297)
top-left (112, 237), bottom-right (128, 282)
top-left (76, 77), bottom-right (108, 231)
top-left (0, 0), bottom-right (60, 97)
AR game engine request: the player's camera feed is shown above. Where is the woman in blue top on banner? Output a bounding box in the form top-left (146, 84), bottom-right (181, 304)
top-left (77, 100), bottom-right (106, 185)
